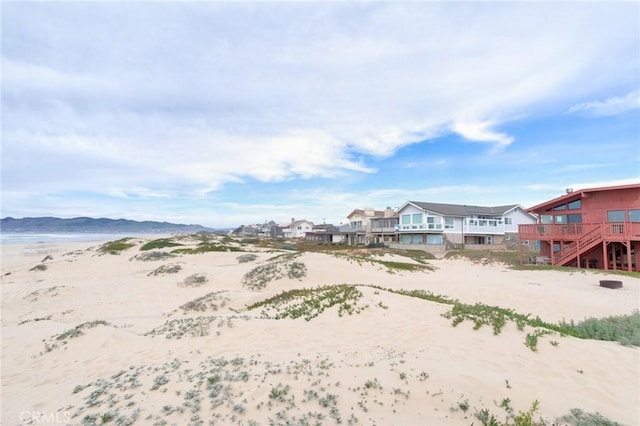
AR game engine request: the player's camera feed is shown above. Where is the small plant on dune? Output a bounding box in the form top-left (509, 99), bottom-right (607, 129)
top-left (241, 254), bottom-right (306, 290)
top-left (236, 253), bottom-right (258, 263)
top-left (99, 238), bottom-right (136, 254)
top-left (180, 291), bottom-right (230, 313)
top-left (140, 238), bottom-right (183, 251)
top-left (179, 273), bottom-right (208, 287)
top-left (269, 384), bottom-right (290, 402)
top-left (172, 242), bottom-right (243, 254)
top-left (560, 408), bottom-right (622, 426)
top-left (147, 264), bottom-right (182, 276)
top-left (246, 284), bottom-right (366, 321)
top-left (131, 251), bottom-right (177, 262)
top-left (29, 263), bottom-right (48, 271)
top-left (44, 320), bottom-right (110, 353)
top-left (458, 399), bottom-right (470, 413)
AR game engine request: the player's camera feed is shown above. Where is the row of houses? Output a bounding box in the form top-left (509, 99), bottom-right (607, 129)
top-left (236, 201), bottom-right (539, 251)
top-left (233, 183), bottom-right (640, 272)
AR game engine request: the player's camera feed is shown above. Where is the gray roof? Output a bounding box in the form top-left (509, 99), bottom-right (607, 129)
top-left (407, 201), bottom-right (519, 216)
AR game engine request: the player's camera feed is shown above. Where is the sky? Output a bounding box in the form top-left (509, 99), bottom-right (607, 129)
top-left (2, 2), bottom-right (639, 229)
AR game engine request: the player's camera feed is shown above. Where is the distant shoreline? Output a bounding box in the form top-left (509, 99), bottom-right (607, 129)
top-left (0, 232), bottom-right (138, 245)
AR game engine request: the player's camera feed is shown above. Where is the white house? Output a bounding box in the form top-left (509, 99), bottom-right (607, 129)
top-left (394, 201), bottom-right (536, 248)
top-left (281, 219), bottom-right (314, 239)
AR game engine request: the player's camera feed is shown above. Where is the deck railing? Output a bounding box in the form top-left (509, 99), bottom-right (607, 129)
top-left (519, 222), bottom-right (640, 241)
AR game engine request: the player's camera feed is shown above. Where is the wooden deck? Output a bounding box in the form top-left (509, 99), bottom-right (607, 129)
top-left (519, 222), bottom-right (640, 242)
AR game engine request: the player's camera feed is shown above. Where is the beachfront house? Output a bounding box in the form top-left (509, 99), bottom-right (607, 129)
top-left (305, 224), bottom-right (344, 243)
top-left (281, 219), bottom-right (314, 239)
top-left (392, 201), bottom-right (536, 251)
top-left (343, 207), bottom-right (396, 245)
top-left (518, 183), bottom-right (640, 272)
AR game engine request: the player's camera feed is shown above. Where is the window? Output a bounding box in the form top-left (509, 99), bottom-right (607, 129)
top-left (607, 210), bottom-right (625, 222)
top-left (412, 213), bottom-right (423, 224)
top-left (504, 217), bottom-right (513, 225)
top-left (540, 215), bottom-right (553, 224)
top-left (567, 214), bottom-right (582, 224)
top-left (427, 235), bottom-right (442, 245)
top-left (568, 200), bottom-right (581, 210)
top-left (552, 204), bottom-right (567, 211)
top-left (629, 210), bottom-right (640, 222)
top-left (444, 217), bottom-right (454, 229)
top-left (401, 215), bottom-right (411, 225)
top-left (555, 215), bottom-right (567, 224)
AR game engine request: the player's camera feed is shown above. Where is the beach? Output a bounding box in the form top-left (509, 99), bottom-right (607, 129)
top-left (1, 235), bottom-right (638, 426)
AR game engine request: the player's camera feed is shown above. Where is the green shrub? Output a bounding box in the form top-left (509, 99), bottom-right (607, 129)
top-left (179, 273), bottom-right (208, 287)
top-left (29, 264), bottom-right (48, 271)
top-left (140, 238), bottom-right (183, 251)
top-left (148, 264), bottom-right (182, 276)
top-left (99, 238), bottom-right (135, 254)
top-left (236, 253), bottom-right (258, 263)
top-left (561, 311), bottom-right (640, 346)
top-left (131, 251), bottom-right (176, 261)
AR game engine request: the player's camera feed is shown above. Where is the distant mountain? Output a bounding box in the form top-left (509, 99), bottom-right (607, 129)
top-left (0, 216), bottom-right (216, 234)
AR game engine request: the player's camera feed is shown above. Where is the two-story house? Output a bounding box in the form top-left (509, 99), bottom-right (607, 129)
top-left (343, 207), bottom-right (396, 245)
top-left (393, 201), bottom-right (536, 250)
top-left (518, 184), bottom-right (640, 271)
top-left (281, 219), bottom-right (314, 239)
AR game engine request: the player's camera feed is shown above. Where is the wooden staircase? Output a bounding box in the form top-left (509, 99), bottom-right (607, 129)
top-left (554, 224), bottom-right (603, 266)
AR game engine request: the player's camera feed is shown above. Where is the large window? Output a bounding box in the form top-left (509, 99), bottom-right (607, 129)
top-left (541, 215), bottom-right (553, 224)
top-left (607, 210), bottom-right (625, 222)
top-left (629, 210), bottom-right (640, 222)
top-left (568, 200), bottom-right (581, 210)
top-left (555, 215), bottom-right (567, 224)
top-left (552, 204), bottom-right (567, 211)
top-left (412, 213), bottom-right (423, 224)
top-left (401, 215), bottom-right (411, 225)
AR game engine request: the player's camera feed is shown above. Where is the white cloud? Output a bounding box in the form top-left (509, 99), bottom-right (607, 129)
top-left (451, 121), bottom-right (514, 149)
top-left (567, 91), bottom-right (640, 116)
top-left (2, 2), bottom-right (638, 224)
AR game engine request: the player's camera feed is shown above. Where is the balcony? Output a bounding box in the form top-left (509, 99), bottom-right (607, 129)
top-left (343, 225), bottom-right (366, 233)
top-left (371, 226), bottom-right (397, 233)
top-left (396, 224), bottom-right (443, 232)
top-left (519, 222), bottom-right (640, 242)
top-left (463, 223), bottom-right (506, 235)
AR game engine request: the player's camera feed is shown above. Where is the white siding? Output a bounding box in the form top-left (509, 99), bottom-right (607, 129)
top-left (504, 208), bottom-right (536, 232)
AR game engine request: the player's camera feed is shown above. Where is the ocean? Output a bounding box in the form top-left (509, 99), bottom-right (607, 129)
top-left (0, 233), bottom-right (124, 245)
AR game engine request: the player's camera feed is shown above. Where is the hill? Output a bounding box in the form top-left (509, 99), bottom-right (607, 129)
top-left (0, 216), bottom-right (215, 234)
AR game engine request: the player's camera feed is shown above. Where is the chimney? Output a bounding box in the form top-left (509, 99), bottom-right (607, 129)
top-left (566, 188), bottom-right (573, 194)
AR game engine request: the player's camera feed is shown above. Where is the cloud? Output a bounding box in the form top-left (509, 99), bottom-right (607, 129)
top-left (567, 91), bottom-right (640, 116)
top-left (2, 2), bottom-right (638, 224)
top-left (451, 121), bottom-right (514, 150)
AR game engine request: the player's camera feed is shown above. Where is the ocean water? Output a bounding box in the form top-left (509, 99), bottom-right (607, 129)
top-left (0, 233), bottom-right (123, 245)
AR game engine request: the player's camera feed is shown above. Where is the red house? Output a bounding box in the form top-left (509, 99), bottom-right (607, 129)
top-left (519, 184), bottom-right (640, 272)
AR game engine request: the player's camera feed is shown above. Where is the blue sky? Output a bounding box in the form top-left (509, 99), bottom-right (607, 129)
top-left (2, 2), bottom-right (639, 228)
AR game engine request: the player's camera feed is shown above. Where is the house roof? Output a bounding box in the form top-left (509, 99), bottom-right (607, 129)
top-left (404, 201), bottom-right (521, 217)
top-left (346, 209), bottom-right (386, 219)
top-left (526, 183), bottom-right (640, 213)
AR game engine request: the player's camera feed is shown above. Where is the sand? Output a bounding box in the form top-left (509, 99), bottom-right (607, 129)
top-left (1, 235), bottom-right (638, 426)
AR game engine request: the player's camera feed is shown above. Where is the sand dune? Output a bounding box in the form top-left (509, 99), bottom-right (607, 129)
top-left (1, 236), bottom-right (638, 426)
